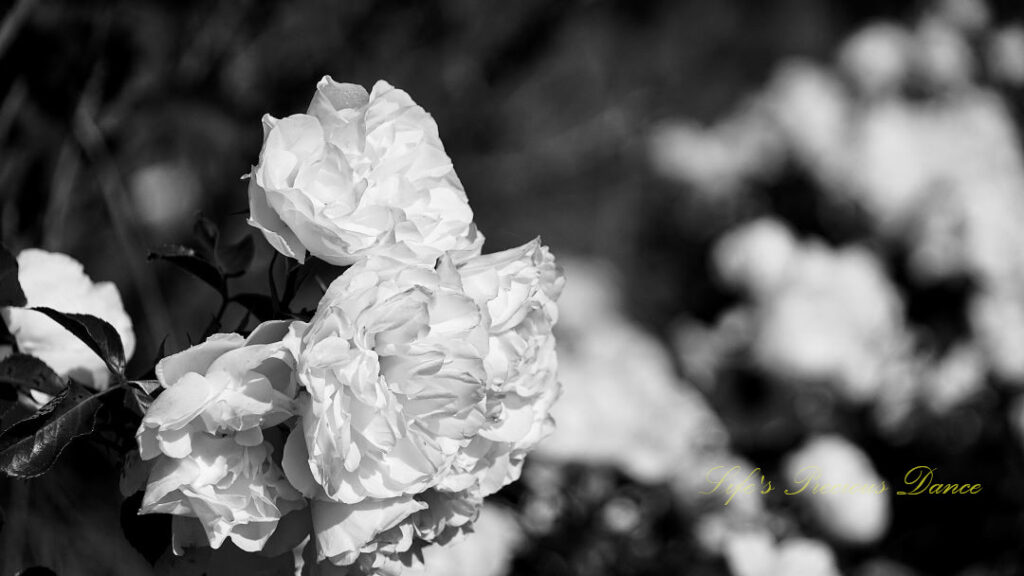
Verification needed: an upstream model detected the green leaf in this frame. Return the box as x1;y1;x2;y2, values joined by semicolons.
0;354;66;397
0;381;104;478
148;245;226;296
32;308;126;377
0;243;26;307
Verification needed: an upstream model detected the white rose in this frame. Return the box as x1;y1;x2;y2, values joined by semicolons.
2;248;136;389
247;76;483;266
283;241;563;572
137;321;303;460
446;239;564;496
137;321;306;552
285;255;489;506
141;435;304;553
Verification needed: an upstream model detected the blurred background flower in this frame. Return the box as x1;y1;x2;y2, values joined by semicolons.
2;0;1024;574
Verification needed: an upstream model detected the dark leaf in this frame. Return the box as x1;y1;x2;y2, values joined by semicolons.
125;379;160;416
119;449;150;497
121;490;171;565
0;318;15;347
130;379;161;395
295;307;316;322
0;401;34;433
32;308;126;377
138;336;171;380
0;381;104;478
125;388;153;416
0;243;26;307
148;245;225;296
0;354;66;396
232;293;276;321
202;316;222;339
193;213;220;262
232;310;252;333
219;233;255;277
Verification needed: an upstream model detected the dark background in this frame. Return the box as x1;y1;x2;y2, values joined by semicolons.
3;1;1024;575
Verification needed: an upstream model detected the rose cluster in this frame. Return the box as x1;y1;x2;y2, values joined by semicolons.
135;77;563;573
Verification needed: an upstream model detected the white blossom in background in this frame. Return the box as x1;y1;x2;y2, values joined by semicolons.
1008;395;1024;454
934;0;991;32
247;76;484;267
673;309;753;393
724;531;842;576
920;343;986;414
772;538;844;576
647;106;782;197
761;62;850;177
713;217;797;296
654;3;1024;392
873;343;987;433
838;22;914;97
970;288;1024;384
2;248;136;390
650;3;1024;294
130;162;203;234
914;16;976;89
751;243;906;403
782;435;890;545
537;258;734;488
723;530;775;576
988;25;1024;86
713;220;909;404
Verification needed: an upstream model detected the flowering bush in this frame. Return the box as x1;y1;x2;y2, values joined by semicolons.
0;78;561;575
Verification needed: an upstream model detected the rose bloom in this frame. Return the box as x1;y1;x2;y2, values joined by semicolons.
283;240;562;571
445;239;564;496
286;253;490;505
2;248;136;389
141;436;304;553
137;321;306;552
247;76;483;267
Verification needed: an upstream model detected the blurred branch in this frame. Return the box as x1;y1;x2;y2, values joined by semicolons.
0;0;37;60
43;140;79;251
71;71;176;350
0;80;26;146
